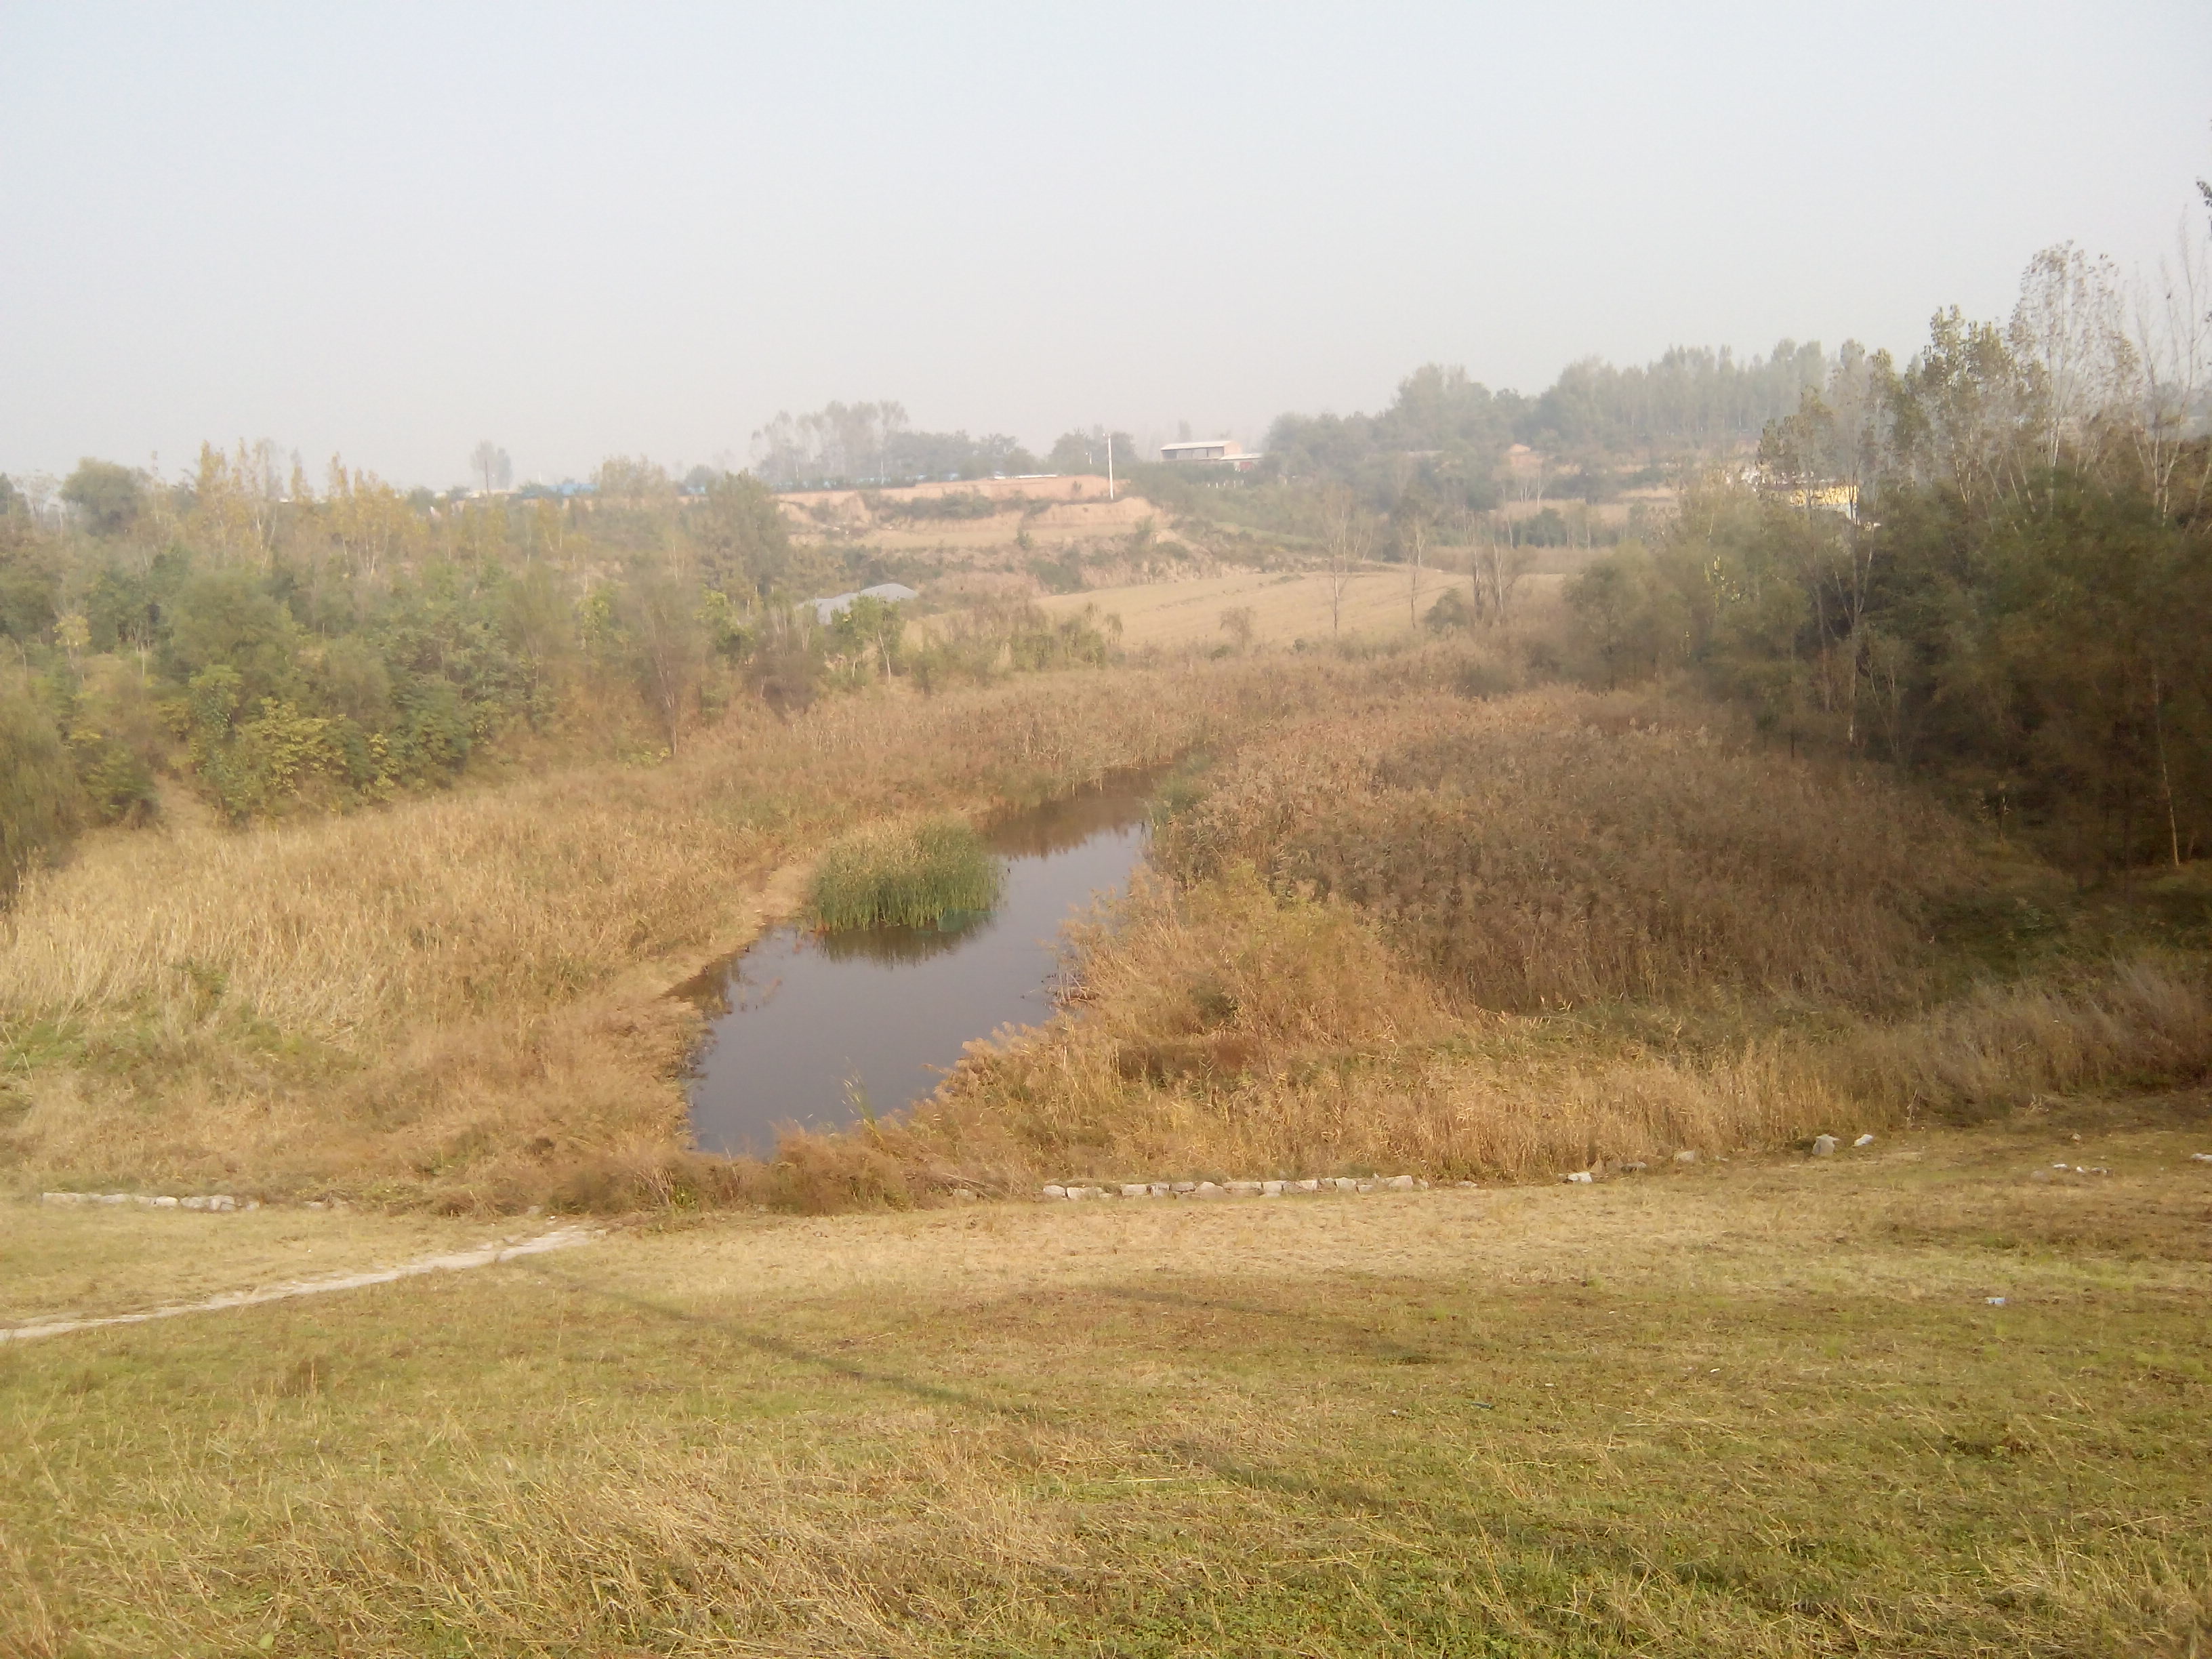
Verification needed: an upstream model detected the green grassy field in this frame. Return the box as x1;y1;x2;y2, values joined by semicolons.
7;1097;2207;1656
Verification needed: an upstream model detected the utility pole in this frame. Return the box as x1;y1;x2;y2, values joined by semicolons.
1107;432;1115;501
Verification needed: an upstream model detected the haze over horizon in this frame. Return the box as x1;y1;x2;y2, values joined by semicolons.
4;1;2208;489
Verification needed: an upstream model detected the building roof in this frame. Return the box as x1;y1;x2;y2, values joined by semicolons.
806;581;919;624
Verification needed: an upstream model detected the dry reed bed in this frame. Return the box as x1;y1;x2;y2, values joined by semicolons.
8;655;2205;1208
0;650;1484;1200
1159;690;1973;1009
895;876;2211;1192
0;675;1197;1039
869;687;2212;1194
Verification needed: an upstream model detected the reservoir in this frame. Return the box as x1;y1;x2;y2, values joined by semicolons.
684;775;1154;1155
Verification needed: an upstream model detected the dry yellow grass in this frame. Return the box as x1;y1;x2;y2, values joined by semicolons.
1161;685;1973;1009
0;651;1480;1205
4;1103;2207;1655
781;477;1166;555
1038;567;1448;648
899;868;2212;1189
0;669;1229;1202
8;638;2205;1218
852;683;2212;1193
0;1200;503;1326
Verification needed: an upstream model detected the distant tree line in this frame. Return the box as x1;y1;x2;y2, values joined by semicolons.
750;401;1051;487
0;446;1116;898
1565;228;2212;877
1263;342;1833;501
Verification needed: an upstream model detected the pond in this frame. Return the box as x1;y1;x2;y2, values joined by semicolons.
682;775;1155;1156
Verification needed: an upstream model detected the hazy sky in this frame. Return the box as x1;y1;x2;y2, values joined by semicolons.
3;2;2208;487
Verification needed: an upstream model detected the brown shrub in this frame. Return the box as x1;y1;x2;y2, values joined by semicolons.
907;869;2211;1186
1160;687;1974;1011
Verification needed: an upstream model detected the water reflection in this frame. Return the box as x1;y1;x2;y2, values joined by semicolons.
684;775;1155;1156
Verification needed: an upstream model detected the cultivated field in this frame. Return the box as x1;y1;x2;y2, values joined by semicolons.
6;1099;2207;1655
1038;567;1528;649
780;475;1169;556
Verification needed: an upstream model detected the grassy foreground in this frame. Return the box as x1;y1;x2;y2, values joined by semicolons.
5;1097;2209;1656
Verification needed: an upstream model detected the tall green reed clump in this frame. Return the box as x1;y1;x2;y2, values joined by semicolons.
808;816;1002;930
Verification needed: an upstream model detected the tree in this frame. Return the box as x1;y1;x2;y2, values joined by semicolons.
1048;427;1137;477
165;568;298;707
830;594;905;682
1465;516;1530;626
620;567;708;752
470;441;514;495
60;459;144;537
1393;487;1433;628
691;470;799;599
1218;606;1256;652
1317;485;1373;634
2008;243;2133;477
0;675;80;902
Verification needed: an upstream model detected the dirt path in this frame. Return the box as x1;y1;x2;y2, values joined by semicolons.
0;1225;600;1345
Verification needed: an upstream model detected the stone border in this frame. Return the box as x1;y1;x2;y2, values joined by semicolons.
1042;1175;1430;1200
41;1191;258;1212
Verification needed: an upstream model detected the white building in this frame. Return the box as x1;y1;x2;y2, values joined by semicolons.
1160;439;1260;471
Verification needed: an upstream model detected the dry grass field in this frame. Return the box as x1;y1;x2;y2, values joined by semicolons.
1;651;1516;1208
5;1098;2207;1655
1038;568;1517;649
0;665;1256;1206
6;626;2210;1655
0;1201;505;1328
8;640;2207;1222
779;476;1168;556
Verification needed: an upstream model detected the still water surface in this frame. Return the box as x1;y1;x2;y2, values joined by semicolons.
684;778;1153;1155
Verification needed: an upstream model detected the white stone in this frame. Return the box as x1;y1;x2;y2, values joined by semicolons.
1171;1181;1197;1194
1261;1180;1285;1196
1811;1134;1839;1157
1454;1180;1479;1189
1675;1149;1700;1164
1149;1183;1173;1197
1040;1185;1068;1200
1619;1162;1648;1174
1293;1179;1319;1193
152;1195;179;1208
1383;1174;1416;1191
1225;1181;1262;1196
1563;1171;1594;1184
1193;1182;1224;1199
1122;1184;1150;1198
1355;1180;1377;1193
2192;1153;2212;1164
97;1193;131;1206
40;1192;85;1205
1853;1133;1875;1147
